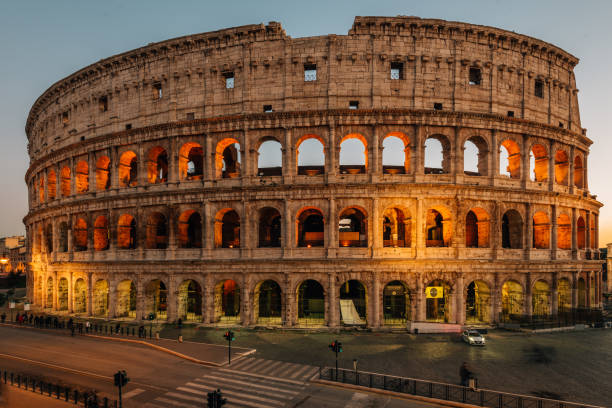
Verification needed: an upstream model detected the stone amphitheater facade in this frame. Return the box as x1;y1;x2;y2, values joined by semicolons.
24;17;604;328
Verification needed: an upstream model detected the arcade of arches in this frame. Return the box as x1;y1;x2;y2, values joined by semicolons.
34;271;601;327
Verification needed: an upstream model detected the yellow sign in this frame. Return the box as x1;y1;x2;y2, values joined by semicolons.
426;286;444;298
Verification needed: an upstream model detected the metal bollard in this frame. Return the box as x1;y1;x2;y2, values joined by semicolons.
56;384;60;399
65;387;70;401
104;397;109;408
17;374;20;388
74;390;79;403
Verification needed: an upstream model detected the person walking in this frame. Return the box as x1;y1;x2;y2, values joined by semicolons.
85;320;91;334
1;312;6;323
460;362;471;387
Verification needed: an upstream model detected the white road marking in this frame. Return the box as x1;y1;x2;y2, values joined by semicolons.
198;374;299;395
154;396;199;407
122;388;146;399
180;383;285;406
344;392;372;408
217;366;306;385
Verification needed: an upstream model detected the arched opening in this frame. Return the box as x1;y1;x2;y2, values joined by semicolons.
339;280;366;325
557;213;571;250
296;135;325;176
297;208;324;247
383;281;410;326
501;210;523;249
339;207;367;247
254;280;282;324
48;169;57;200
533;211;550;249
73;278;87;314
257;139;282;176
466;281;490;323
501;280;523;321
118;151;138;187
529;144;548;182
577;278;586;307
339;134;367;174
46;277;54;308
554;150;569;185
179;142;203;181
44;224;53;253
93;280;109;317
215;209;240;248
178;280;202;321
464;136;488;176
38;178;45;203
58;277;69;311
532;280;551;318
557;278;572;313
214;280;240;323
382;133;409;174
116;280;136;318
96;156;111;190
75;161;89;193
425;280;452;322
74;218;88;251
258;207;281;247
465;208;490;248
382;208;410;247
58;222;68;252
178;210;202;248
573;155;584;189
60;166;71;196
424;136;450;174
147;146;168;184
426;208;451;247
577;216;586;249
499;139;520;179
145;212;168;249
145;280;168;320
117;214;136;249
216;138;241;179
94;216;109;251
297;279;325;326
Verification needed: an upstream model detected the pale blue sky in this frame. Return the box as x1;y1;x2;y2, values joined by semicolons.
1;0;610;243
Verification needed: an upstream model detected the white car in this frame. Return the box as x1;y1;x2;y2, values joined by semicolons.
462;330;486;346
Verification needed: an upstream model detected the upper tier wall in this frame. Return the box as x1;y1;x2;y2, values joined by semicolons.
26;16;583;160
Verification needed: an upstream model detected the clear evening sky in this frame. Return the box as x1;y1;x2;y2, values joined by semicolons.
1;0;610;244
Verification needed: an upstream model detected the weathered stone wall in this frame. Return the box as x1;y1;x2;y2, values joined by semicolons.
24;17;604;327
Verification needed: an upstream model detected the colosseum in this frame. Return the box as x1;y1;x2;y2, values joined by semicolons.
24;16;604;330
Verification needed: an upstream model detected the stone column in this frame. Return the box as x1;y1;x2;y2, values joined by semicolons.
108;284;117;318
283;127;294;183
204;274;214;324
413;125;423;175
328;274;339;327
241;274;252;326
370;125;380;180
524;203;532;259
571;207;577;260
110;147;119;189
452;126;461;182
371;198;381;253
203;201;213;253
327;197;337;254
87;273;93;316
205;134;214;182
583;153;589;191
283;275;295;326
169;136;179;184
68;271;74;313
137;143;146;186
586;273;591;308
416;277;426;321
551;204;558;260
415;198;424;258
551;273;559;317
167;205;177;251
455;275;465;325
521;134;530;188
283;199;293;257
241;130;251;184
490;129;498;183
88;152;96;193
167;276;177;322
136;278;146;320
525;274;532;318
70;156;76;196
548;139;555;191
569;145;575;194
326;123;337;179
371;277;380;328
571;273;578;309
585;211;592;252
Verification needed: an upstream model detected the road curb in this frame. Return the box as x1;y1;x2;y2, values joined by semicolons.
312;378;478;408
0;323;223;367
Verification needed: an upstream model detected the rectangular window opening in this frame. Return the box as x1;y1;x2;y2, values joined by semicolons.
433;102;443;111
99;96;108;112
304;64;317;82
62;111;69;124
535;79;544;98
186;112;195;121
153;82;162;99
125;124;132;130
507;110;515;117
390;62;404;80
469;67;482;85
263;105;273;113
224;72;235;89
559;122;564;128
349;101;359;110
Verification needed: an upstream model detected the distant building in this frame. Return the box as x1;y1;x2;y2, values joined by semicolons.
0;235;27;277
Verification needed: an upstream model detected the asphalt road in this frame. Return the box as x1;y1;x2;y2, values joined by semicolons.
0;326;443;407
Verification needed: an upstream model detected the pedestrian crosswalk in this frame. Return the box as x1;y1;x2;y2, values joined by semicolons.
144;359;317;408
228;357;319;381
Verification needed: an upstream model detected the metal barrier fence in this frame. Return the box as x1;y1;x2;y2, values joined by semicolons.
0;369;116;407
319;367;602;408
499;308;605;329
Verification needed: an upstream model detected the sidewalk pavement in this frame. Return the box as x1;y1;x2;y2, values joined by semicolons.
0;383;72;408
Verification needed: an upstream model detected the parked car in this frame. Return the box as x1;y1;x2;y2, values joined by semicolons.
462;330;486;346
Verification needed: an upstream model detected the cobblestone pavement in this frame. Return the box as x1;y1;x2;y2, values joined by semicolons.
160;326;612;407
